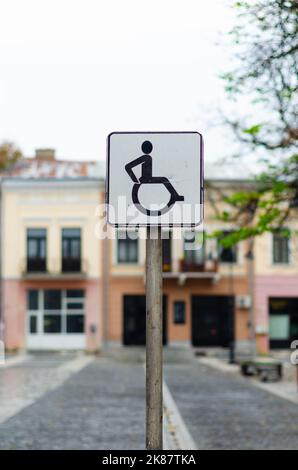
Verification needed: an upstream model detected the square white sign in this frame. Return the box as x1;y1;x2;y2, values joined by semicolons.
106;132;203;227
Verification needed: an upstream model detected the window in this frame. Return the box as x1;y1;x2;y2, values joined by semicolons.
66;289;84;298
273;231;289;264
62;228;81;272
65;289;85;333
67;315;84;333
44;290;61;310
29;316;37;334
117;231;138;263
174;301;186;324
27;289;85;335
269;315;290;340
44;315;61;333
27;228;47;272
184;232;205;265
218;231;237;263
269;297;298;348
27;290;39;334
28;290;38;310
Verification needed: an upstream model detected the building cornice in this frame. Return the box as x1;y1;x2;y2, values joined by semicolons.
1;178;104;191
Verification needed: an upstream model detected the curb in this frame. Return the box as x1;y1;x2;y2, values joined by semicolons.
163;381;197;450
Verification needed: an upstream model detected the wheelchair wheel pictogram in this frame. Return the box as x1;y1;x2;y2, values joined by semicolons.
125;141;184;216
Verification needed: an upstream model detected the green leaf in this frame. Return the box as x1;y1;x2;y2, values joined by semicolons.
243;124;262;135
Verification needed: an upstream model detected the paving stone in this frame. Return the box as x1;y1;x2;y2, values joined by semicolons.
0;358;145;450
165;359;298;450
1;350;298;450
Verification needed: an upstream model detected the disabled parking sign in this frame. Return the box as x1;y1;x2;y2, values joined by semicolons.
106;131;203;227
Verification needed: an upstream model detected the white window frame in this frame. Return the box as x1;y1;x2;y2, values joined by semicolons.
114;229;140;265
27;289;85;335
271;231;291;266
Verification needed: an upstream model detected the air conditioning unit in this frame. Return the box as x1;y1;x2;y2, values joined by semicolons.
236;295;252;309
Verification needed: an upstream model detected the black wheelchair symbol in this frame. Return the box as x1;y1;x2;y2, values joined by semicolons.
125;140;184;216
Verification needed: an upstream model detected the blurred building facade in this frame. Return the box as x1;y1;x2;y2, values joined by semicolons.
105;201;251;354
1;151;297;354
254;228;298;353
1;150;104;351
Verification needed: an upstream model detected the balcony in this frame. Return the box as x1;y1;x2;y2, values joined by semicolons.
21;258;88;279
163;257;219;285
26;258;47;273
62;257;81;273
179;258;218;273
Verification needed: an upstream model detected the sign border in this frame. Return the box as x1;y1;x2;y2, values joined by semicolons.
106;131;204;228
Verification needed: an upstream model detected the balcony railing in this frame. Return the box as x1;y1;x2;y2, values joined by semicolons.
179;258;218;273
62;257;81;273
21;258;88;277
26;258;47;273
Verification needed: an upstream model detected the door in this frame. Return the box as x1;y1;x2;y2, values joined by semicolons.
191;295;234;347
27;289;86;350
123;295;167;345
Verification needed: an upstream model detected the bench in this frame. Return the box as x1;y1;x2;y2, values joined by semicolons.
240;359;282;382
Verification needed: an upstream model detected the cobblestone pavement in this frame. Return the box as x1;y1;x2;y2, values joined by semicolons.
0;353;92;425
1;350;298;450
0;354;145;450
165;357;298;450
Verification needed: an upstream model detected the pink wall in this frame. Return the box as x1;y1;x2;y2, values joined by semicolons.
85;280;102;351
3;280;26;350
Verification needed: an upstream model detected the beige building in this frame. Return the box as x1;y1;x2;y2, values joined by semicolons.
2;150;104;351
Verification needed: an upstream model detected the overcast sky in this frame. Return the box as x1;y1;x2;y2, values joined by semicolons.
0;0;236;162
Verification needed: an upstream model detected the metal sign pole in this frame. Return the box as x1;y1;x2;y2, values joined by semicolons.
146;225;163;450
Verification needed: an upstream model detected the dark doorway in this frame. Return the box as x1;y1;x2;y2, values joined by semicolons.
269;297;298;349
123;295;167;346
191;295;234;347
